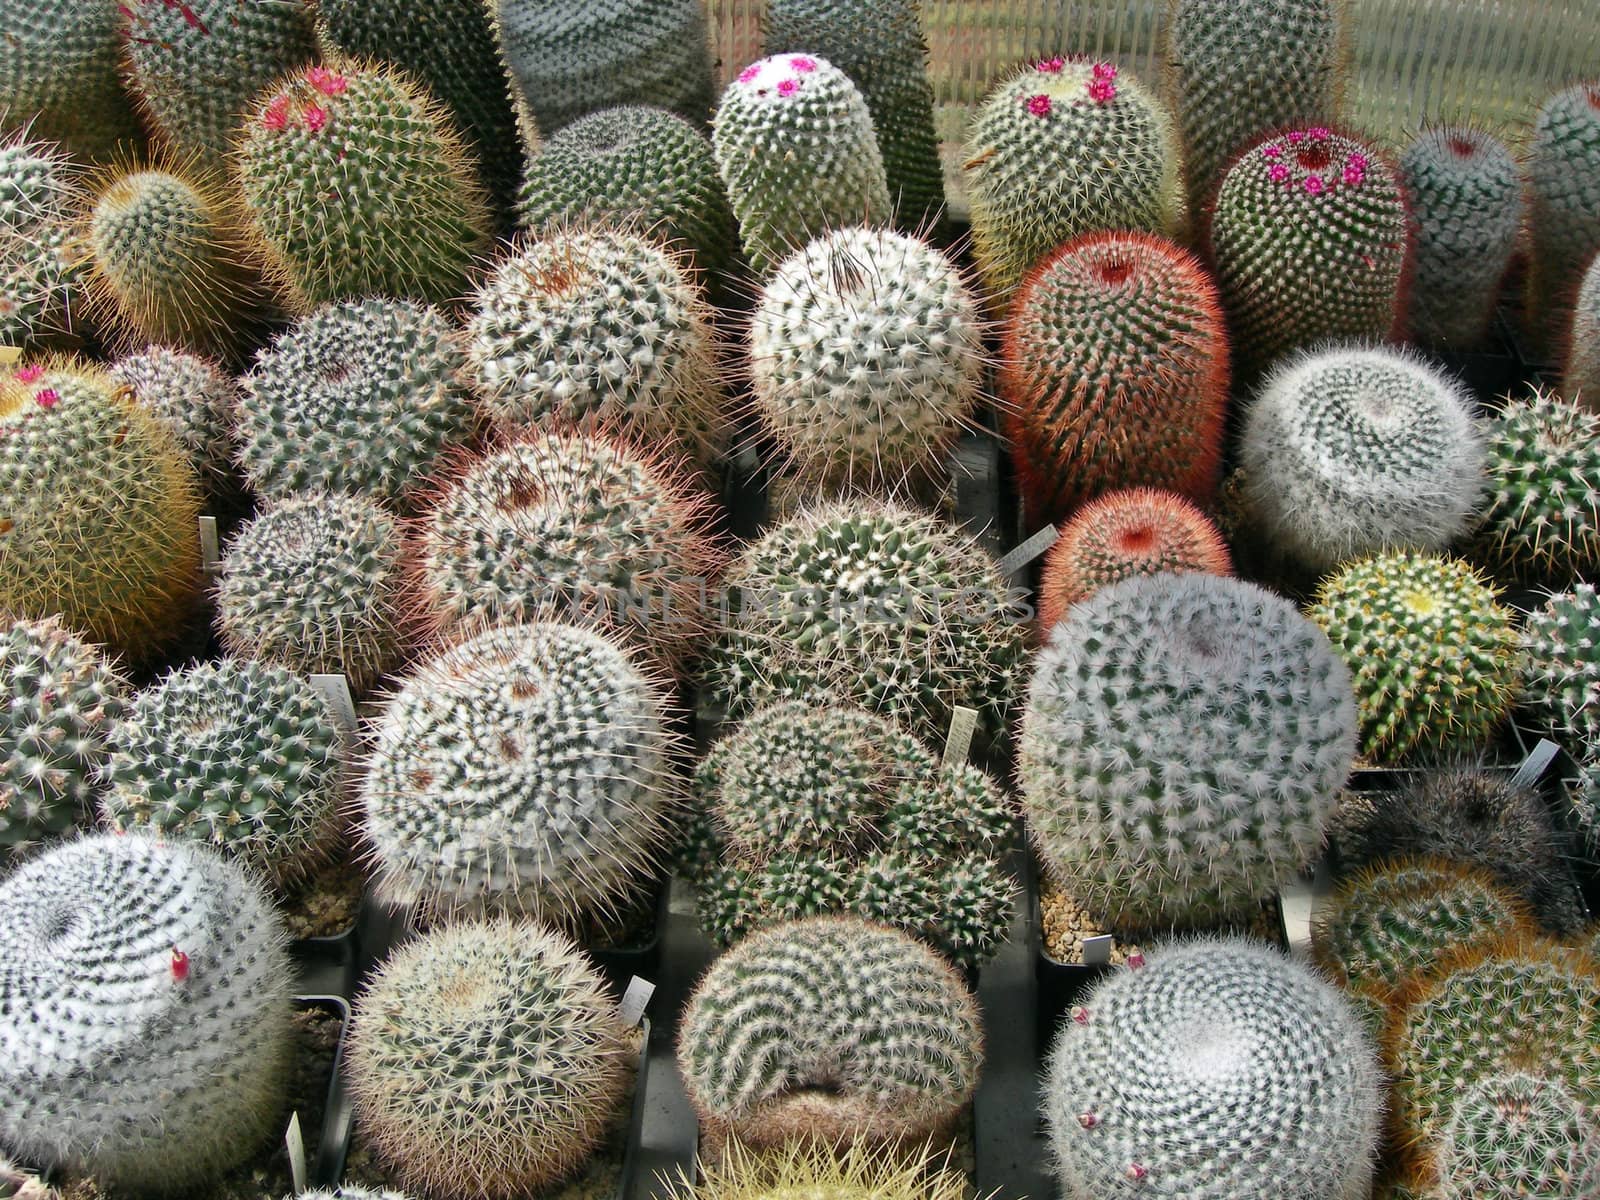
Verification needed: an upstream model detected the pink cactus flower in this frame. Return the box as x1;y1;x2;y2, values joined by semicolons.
1268;163;1290;183
1342;162;1365;186
1308;126;1330;140
1092;61;1118;79
1087;78;1116;103
1261;144;1281;159
776;78;798;97
34;388;59;409
303;104;328;133
1126;952;1146;970
1287;129;1306;144
738;64;760;84
1126;1164;1149;1183
1303;174;1325;195
789;55;816;72
170;947;190;982
1071;1005;1091;1025
306;66;348;96
1027;93;1053;117
261;93;291;131
1036;56;1065;73
1078;1112;1100;1129
13;365;42;384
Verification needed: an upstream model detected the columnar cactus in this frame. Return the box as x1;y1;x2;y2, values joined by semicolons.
236;60;491;309
1044;938;1382;1200
101;660;346;885
1037;489;1232;633
1020;573;1357;930
763;0;943;232
0;2;142;162
346;919;631;1200
1522;584;1600;749
999;230;1229;525
517;105;736;278
712;53;891;279
468;226;725;463
1308;551;1521;763
674;1135;967;1200
108;345;239;494
217;493;411;695
1400;126;1524;347
750;225;985;495
0;833;294;1191
78;162;263;355
0;616;129;860
1165;0;1347;217
1312;858;1531;994
964;56;1184;307
413;429;724;666
237;296;478;508
0;130;81;349
1208;126;1411;376
1565;251;1600;406
118;0;317;171
1471;386;1600;582
706;500;1026;745
1239;344;1485;574
1527;83;1600;349
491;0;716;134
677;916;982;1148
359;622;676;926
0;358;201;660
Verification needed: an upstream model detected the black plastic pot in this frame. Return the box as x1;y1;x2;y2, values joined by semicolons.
1421;309;1528;409
293;993;355;1190
593;882;671;999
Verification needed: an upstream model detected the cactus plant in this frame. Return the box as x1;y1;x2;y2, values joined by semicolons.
0;832;294;1191
1527;83;1600;350
677;915;982;1148
294;1192;408;1200
1313;858;1531;995
108;345;239;495
517;104;736;278
216;493;411;695
316;0;523;221
77;160;264;355
1165;0;1347;218
0;357;201;660
1400;125;1524;347
1471;385;1600;582
1037;488;1232;633
671;1134;967;1200
0;615;130;860
1308;551;1521;763
1564;251;1600;407
0;2;142;162
0;129;82;349
491;0;716;135
999;230;1229;526
1239;344;1485;574
1522;584;1600;748
1208;126;1411;377
118;0;317;172
468;226;725;463
236;296;478;509
236;59;491;309
712;53;891;279
964;57;1183;308
705;499;1026;745
346;918;631;1200
0;1158;55;1200
101;659;346;885
750;225;985;495
413;428;724;666
762;0;943;232
1020;572;1357;931
359;621;676;926
1044;937;1382;1200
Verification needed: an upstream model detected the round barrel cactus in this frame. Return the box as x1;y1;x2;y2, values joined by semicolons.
0;1;142;162
679;1137;967;1200
1522;583;1600;749
108;345;240;495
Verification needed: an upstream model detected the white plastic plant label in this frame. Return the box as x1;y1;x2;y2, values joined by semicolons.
942;705;979;768
1082;935;1114;966
1511;738;1561;790
619;975;655;1027
997;524;1059;580
285;1112;306;1195
310;674;358;735
198;516;220;574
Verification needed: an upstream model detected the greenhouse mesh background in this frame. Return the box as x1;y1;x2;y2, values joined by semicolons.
707;0;1600;215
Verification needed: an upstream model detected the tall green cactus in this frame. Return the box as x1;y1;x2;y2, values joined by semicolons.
1565;250;1600;407
1528;82;1600;352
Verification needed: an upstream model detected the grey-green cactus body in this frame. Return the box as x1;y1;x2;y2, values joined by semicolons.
109;346;240;494
1420;1072;1600;1200
1566;252;1600;406
1528;83;1600;346
0;1;141;161
0;131;81;349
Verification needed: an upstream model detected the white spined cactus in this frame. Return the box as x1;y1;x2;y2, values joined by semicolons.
0;832;294;1191
1043;938;1382;1200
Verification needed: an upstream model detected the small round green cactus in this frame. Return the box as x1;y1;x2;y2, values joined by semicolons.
763;0;943;233
1308;551;1521;764
346;918;632;1200
712;53;891;279
491;0;716;135
677;915;982;1148
0;358;201;661
468;226;725;463
1528;83;1600;349
413;428;724;666
1020;572;1357;931
517;104;736;278
217;493;411;696
0;129;82;349
1208;126;1411;376
1313;858;1531;995
1564;251;1600;406
750;225;985;495
108;345;240;495
0;2;142;162
1400;126;1525;347
236;296;478;509
1037;488;1232;633
0;615;129;860
1471;386;1600;583
1045;938;1382;1200
999;230;1230;526
706;500;1026;745
119;0;317;172
359;621;676;926
236;59;492;309
101;659;346;885
1240;344;1485;574
964;56;1183;307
